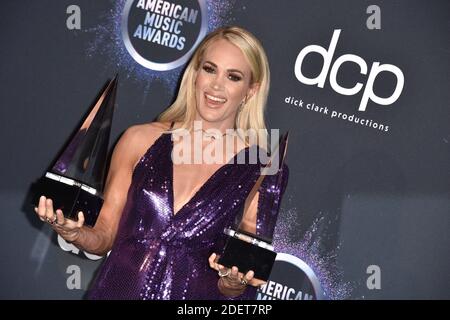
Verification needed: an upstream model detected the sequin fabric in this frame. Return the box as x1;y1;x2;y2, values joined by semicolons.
87;129;289;300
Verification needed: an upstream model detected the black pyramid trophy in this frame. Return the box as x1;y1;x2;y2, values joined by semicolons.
218;132;289;281
33;76;118;227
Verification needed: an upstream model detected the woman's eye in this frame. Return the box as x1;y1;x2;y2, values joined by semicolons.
202;65;215;73
228;74;242;82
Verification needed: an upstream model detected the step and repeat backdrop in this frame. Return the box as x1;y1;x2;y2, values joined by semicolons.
0;0;449;299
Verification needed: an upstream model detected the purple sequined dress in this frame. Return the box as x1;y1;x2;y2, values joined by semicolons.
88;127;289;300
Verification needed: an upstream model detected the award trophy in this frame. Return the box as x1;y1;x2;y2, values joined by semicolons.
33;76;118;227
218;132;289;281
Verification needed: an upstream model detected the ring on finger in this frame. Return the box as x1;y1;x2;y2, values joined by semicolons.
218;267;231;278
53;215;61;226
46;215;57;225
240;277;248;286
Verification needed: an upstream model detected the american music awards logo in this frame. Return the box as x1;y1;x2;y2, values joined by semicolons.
121;0;208;71
257;253;325;300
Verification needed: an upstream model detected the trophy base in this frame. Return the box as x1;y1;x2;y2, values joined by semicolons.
218;229;276;281
32;172;103;227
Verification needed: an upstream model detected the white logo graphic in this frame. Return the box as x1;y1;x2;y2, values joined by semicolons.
121;0;208;71
294;29;404;112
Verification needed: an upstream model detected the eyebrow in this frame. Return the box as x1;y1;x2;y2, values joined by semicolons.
204;61;245;77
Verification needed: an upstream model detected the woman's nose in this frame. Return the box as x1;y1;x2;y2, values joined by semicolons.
210;75;224;90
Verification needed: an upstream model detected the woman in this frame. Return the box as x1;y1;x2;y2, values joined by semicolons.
35;26;289;299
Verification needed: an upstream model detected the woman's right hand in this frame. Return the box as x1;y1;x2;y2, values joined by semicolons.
34;195;85;243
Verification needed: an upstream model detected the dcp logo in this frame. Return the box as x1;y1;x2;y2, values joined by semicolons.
295;29;404;112
121;0;208;71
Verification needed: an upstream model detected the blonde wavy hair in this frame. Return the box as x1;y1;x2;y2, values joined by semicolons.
157;26;270;149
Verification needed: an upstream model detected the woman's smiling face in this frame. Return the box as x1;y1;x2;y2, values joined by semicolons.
194;38;257;128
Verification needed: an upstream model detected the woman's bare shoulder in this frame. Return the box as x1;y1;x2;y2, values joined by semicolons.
115;121;172;159
123;121;171;142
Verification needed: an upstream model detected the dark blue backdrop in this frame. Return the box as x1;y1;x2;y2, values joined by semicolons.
0;0;448;299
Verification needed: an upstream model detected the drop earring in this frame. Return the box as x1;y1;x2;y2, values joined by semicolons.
238;101;244;113
238;96;248;112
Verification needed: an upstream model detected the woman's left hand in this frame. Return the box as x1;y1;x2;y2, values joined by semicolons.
208;253;266;297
